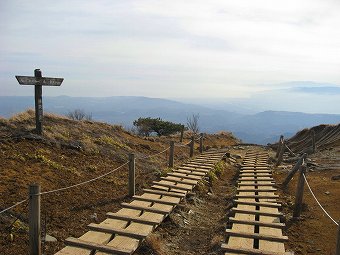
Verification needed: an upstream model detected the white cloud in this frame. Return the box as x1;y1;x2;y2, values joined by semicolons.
1;0;340;99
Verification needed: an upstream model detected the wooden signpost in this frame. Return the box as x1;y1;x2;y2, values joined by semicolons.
15;69;64;135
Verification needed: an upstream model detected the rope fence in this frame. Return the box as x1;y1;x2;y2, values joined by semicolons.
0;199;28;215
137;146;170;160
303;173;339;226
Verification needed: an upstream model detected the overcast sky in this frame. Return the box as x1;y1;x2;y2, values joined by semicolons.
1;0;340;98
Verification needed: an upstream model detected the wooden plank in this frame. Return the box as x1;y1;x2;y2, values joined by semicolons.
235;194;279;199
237;188;277;192
225;230;288;242
120;203;171;214
221;243;287;255
229;217;284;229
179;167;209;173
238;178;274;181
132;195;180;206
64;237;133;255
173;169;206;176
160;177;197;185
142;189;186;198
167;173;202;180
152;181;193;191
238;183;275;187
233;200;281;208
106;213;161;225
87;223;148;239
231;208;283;217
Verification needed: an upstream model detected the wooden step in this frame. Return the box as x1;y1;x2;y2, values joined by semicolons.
167;173;202;181
152;181;193;191
238;183;275;187
238;178;274;181
64;237;133;255
132;195;179;206
142;188;186;198
173;169;205;176
225;229;288;242
233;200;281;208
88;223;148;239
121;203;171;214
179;167;209;173
235;194;279;199
228;217;285;228
106;212;162;225
237;188;277;192
160;177;197;185
231;208;283;217
221;243;287;255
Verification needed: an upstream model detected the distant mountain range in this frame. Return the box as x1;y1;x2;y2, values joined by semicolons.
1;95;340;144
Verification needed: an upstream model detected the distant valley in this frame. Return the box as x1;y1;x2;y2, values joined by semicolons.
1;96;340;144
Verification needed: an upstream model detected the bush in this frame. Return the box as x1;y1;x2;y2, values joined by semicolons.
66;109;92;121
133;117;182;137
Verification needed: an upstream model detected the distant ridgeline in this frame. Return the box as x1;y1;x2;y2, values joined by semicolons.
1;96;340;145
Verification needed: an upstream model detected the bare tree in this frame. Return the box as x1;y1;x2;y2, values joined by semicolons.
67;109;92;121
187;113;200;135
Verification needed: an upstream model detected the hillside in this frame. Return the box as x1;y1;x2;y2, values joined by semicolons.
0;110;238;255
1;96;340;144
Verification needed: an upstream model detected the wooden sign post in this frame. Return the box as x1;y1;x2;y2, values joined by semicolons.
15;69;64;135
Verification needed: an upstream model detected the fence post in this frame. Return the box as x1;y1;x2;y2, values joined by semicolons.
282;153;307;187
128;153;135;197
180;125;184;142
336;221;340;255
293;165;306;218
199;133;204;153
169;141;175;168
29;184;41;255
190;136;194;157
276;140;285;166
275;135;284;158
311;130;316;153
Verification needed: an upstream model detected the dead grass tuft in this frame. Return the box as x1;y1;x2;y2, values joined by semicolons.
144;234;167;255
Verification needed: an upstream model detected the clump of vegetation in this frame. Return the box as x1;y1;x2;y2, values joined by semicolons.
66;109;92;121
133;117;183;137
207;161;226;185
98;135;130;150
187;113;200;135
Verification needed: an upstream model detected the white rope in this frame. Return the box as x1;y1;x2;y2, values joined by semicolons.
175;140;192;147
303;173;339;226
137;146;170;160
285;144;297;157
0;199;28;215
40;162;129;195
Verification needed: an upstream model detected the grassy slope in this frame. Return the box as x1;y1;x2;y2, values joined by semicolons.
0;110;238;255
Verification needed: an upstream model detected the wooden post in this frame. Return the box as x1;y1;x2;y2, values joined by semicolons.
128;153;135;197
168;141;175;168
282;153;307;187
311;130;316;153
29;184;41;255
276;140;285;166
199;133;204;153
275;135;284;158
293;165;306;218
34;69;43;135
190;136;194;158
336;221;340;255
180;125;184;142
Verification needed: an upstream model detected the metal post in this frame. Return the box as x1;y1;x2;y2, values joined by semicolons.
29;184;41;255
169;141;175;168
190;136;194;157
311;130;316;153
293;165;306;218
180;125;184;143
128;153;135;197
336;221;340;255
199;133;204;153
34;69;43;135
275;135;284;158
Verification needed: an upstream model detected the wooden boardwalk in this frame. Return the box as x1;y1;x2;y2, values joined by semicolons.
221;151;289;255
55;150;227;255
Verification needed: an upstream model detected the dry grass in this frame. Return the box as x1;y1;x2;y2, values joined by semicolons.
144;234;167;255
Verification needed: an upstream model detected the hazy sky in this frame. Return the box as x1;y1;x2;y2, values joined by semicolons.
1;0;340;98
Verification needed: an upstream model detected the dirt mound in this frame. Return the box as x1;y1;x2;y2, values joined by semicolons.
270;123;340;154
0;110;238;255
